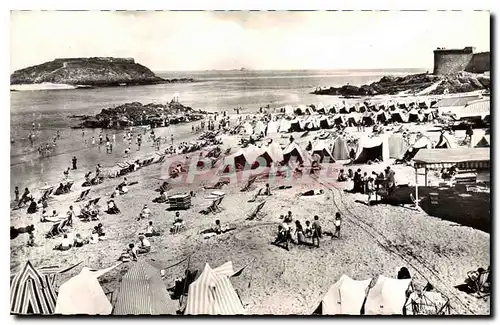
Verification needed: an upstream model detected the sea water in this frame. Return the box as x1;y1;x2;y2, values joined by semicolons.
10;69;422;194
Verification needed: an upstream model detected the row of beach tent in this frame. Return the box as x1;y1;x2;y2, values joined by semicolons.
10;260;448;315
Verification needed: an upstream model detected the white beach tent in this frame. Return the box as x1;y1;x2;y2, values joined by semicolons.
312;139;335;163
317;275;372;315
284;105;294;116
364;275;412;315
55;264;120;315
266;121;279;134
243;122;253;135
184;262;245;315
278;119;291;133
254;121;266;135
283;141;312;165
353;136;390;164
332;136;350;160
388;133;409;159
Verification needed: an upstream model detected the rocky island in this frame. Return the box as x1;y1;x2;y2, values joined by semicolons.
312;72;490;97
73;101;207;129
10;57;194;87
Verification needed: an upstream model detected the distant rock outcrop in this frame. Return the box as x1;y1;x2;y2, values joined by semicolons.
312;72;490;97
74;101;207;129
10;57;194;86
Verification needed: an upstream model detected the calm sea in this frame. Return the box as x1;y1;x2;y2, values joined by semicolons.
10;69;423;194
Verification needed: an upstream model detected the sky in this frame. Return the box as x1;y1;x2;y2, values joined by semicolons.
10;10;490;72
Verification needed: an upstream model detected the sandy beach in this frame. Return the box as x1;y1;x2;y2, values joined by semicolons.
10;112;490;315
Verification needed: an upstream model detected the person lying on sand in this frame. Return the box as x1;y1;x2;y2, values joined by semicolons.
300;189;324;197
54;234;73;251
119;184;129;195
106;200;120;214
145;221;161;237
153;191;168;203
136;235;151;254
276;185;293;190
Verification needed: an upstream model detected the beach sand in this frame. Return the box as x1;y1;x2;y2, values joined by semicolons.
10;122;490;315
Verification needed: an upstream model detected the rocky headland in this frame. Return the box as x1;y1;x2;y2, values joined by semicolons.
10;57;194;87
73;101;207;129
312;72;490;97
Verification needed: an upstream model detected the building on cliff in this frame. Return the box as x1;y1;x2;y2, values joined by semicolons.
433;47;490;75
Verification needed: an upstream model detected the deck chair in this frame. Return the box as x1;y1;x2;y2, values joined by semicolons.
88;197;101;206
199;197;221;215
75;189;91;202
240;176;257;192
224;148;231;155
64;182;74;193
248;189;262;202
57;218;69;235
246;201;266;220
213;196;224;213
156;155;166;164
45;221;62;238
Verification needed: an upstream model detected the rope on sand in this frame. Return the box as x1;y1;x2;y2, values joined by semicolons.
310;175;476;315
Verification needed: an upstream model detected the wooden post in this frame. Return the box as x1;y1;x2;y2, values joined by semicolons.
424;166;428;186
415;166;419;208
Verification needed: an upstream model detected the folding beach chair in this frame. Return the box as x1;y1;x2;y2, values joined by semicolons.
45;221;62;238
64;181;74;193
240;176;257;192
88;197;101;206
199;198;219;215
57;218;69;235
246;201;266;220
213;196;224;213
75;189;91;202
156;155;166;164
248;189;262;202
224;148;232;155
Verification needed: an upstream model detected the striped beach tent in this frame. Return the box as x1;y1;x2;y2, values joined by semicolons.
10;261;58;315
55;264;120;315
184;261;245;315
113;261;170;315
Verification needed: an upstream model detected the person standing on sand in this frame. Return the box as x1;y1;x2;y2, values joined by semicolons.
82;130;85;138
171;134;174;145
91;136;95;146
385;166;396;197
14;186;19;202
333;212;342;239
112;133;116;142
311;215;322;247
72;156;77;170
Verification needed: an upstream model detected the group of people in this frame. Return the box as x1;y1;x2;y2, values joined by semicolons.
54;223;106;251
272;212;343;250
340;166;396;203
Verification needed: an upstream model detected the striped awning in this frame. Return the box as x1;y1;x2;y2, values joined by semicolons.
113;261;170;315
184;261;246;315
413;148;490;169
10;261;58;315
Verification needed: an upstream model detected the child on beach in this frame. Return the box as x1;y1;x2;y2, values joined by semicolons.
333;213;342;239
311;216;321;247
14;186;19;202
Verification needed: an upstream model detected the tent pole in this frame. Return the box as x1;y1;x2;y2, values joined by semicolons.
415;167;419;208
424;166;428;186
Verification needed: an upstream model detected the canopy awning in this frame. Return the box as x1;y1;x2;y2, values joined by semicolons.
413;148;490;169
